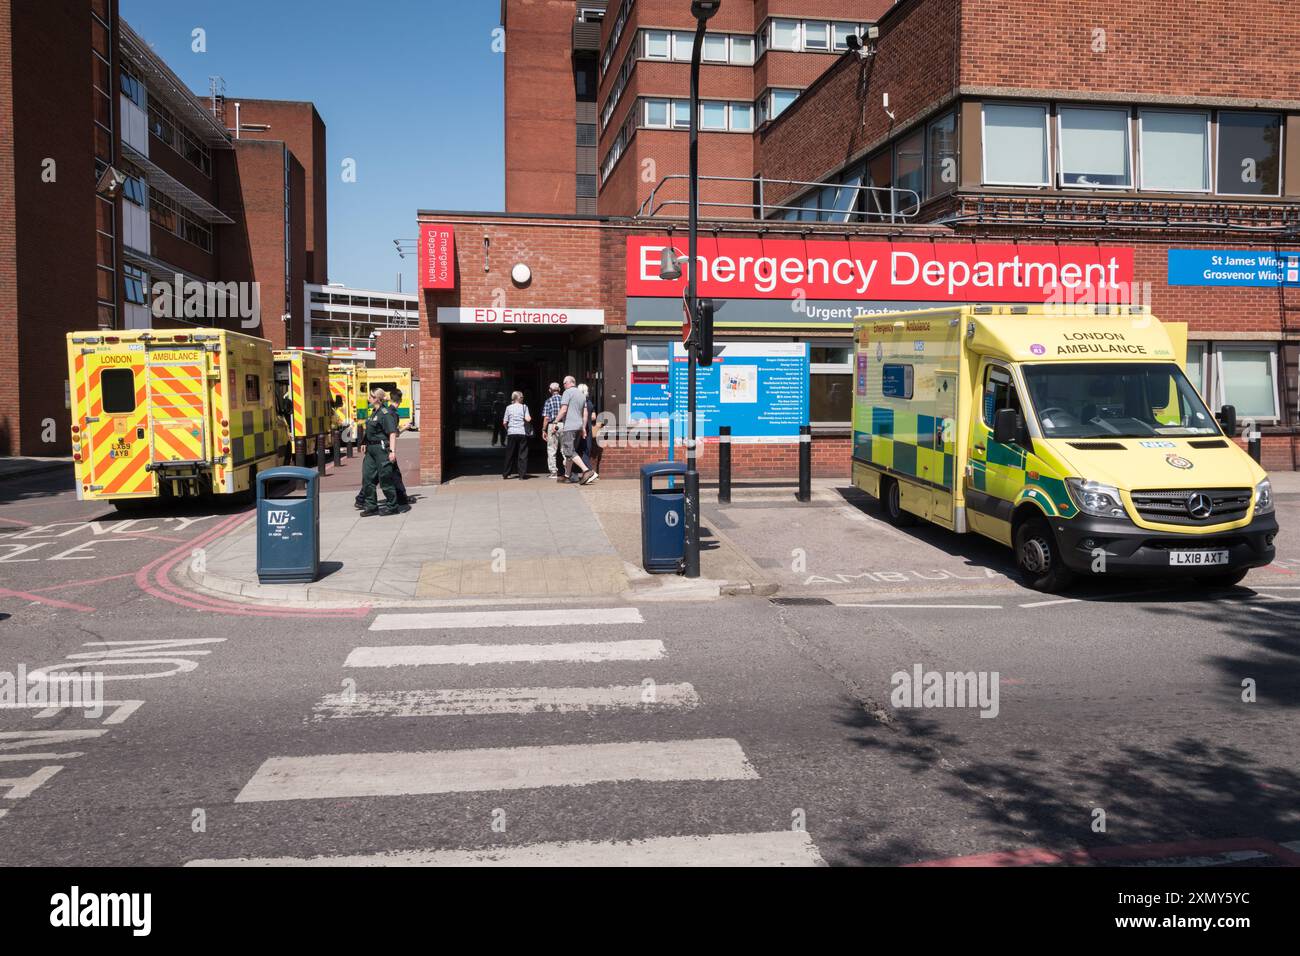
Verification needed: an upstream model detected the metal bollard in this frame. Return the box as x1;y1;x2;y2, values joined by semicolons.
1248;429;1262;463
797;425;811;502
317;435;326;477
718;426;732;504
295;439;306;468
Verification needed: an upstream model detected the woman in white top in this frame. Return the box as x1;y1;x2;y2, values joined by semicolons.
502;391;532;479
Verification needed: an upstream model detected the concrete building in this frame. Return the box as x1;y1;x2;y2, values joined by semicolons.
413;0;1300;484
0;0;326;456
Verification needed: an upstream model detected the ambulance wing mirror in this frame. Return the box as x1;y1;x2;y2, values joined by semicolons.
1216;404;1237;437
993;408;1019;446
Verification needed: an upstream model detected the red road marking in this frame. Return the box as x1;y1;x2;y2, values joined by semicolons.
134;511;369;619
31;572;136;593
908;837;1300;867
0;587;95;613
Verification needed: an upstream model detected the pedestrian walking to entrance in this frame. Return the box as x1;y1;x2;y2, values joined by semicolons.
502;391;532;479
541;381;563;477
388;388;411;506
556;375;597;485
490;392;507;446
359;388;401;516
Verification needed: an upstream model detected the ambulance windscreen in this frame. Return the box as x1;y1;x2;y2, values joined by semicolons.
1022;362;1219;439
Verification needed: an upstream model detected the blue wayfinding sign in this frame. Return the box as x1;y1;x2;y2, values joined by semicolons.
670;342;810;442
1168;249;1300;287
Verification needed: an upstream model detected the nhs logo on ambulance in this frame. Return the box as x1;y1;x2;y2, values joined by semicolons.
265;510;291;528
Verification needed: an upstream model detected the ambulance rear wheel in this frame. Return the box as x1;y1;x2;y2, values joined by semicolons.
881;477;916;527
1014;516;1074;593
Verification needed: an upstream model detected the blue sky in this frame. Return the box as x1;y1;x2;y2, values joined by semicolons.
121;0;505;293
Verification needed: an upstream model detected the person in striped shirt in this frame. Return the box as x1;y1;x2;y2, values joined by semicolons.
541;382;563;478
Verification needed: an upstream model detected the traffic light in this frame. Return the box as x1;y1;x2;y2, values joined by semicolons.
695;297;715;366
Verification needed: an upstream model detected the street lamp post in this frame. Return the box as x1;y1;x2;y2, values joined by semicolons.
682;0;720;579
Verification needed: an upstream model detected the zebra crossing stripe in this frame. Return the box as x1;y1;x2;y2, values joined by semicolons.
345;640;665;667
186;830;826;867
368;607;645;632
313;683;700;718
234;737;757;803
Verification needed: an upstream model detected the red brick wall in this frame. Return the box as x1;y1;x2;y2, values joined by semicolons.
0;0;102;455
374;327;420;370
598;433;850;478
235;99;328;283
504;0;578;214
960;0;1300;99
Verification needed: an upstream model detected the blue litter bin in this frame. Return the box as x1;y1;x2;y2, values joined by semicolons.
640;461;686;573
256;466;320;584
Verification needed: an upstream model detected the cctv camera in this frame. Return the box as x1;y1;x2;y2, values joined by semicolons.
95;165;128;199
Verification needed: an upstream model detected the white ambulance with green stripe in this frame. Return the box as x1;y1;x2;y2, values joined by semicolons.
852;305;1277;592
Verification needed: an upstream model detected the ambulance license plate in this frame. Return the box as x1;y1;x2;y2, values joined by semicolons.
1169;550;1229;566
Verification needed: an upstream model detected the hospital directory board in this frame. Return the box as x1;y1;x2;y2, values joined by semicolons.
669;342;810;443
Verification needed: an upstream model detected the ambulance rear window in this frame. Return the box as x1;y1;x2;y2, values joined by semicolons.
102;369;136;414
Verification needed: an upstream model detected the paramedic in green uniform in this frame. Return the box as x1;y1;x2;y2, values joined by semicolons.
360;387;400;516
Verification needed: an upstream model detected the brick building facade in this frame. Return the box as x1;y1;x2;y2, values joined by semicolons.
0;0;326;456
413;0;1298;484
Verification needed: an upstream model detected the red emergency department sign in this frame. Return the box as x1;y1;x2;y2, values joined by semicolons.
420;223;456;290
627;237;1135;302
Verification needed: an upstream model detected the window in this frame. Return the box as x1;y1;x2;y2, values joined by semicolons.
245;374;261;403
1185;342;1207;397
882;364;915;400
1023;363;1218;438
894;129;925;213
101;369;137;414
575;61;596;101
700;101;728;131
982;103;1049;186
123;265;147;305
771;19;800;52
1139;110;1210;192
120;68;144;107
802;21;829;50
1216;112;1282;196
730;35;754;64
833;23;862;51
1057;106;1131;188
927;112;959;197
862;150;894;221
981;366;1020;428
671;31;695;61
702;34;728;62
1214;345;1279;419
644;30;670;59
644;98;670;128
730;102;753;132
770;88;798;120
122;176;146;206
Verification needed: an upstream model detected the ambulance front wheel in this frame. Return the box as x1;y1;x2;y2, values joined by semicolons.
1014;515;1075;593
881;477;916;527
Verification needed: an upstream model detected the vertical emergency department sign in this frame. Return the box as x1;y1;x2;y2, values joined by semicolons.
419;224;456;290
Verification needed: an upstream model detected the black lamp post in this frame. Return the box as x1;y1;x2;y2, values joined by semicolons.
682;0;720;579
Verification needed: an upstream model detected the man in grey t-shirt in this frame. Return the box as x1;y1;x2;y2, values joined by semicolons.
555;375;596;484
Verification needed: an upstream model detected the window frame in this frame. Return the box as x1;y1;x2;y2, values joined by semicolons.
1055;104;1133;190
699;100;728;131
1215;110;1284;198
729;101;754;132
643;29;670;60
123;265;148;306
981;101;1051;188
1210;342;1281;422
701;33;729;63
729;34;754;65
801;21;830;51
770;18;801;53
643;97;671;128
1137;108;1211;193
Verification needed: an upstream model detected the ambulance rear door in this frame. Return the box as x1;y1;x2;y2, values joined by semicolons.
77;346;157;497
146;344;210;466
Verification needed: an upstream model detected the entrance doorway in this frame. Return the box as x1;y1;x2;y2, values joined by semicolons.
445;330;574;477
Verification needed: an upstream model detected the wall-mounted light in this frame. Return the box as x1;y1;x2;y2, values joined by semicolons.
511;262;532;285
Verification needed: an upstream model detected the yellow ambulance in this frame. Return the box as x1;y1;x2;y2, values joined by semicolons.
852;304;1277;592
273;348;331;463
67;328;288;509
357;367;415;430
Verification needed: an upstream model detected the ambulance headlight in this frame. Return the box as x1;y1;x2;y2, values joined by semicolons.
1065;478;1128;519
1254;478;1274;516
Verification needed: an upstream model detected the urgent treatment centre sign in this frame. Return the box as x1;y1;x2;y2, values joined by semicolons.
626;237;1136;327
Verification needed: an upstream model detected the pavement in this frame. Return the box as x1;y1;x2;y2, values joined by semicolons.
189;434;777;606
0;456;71;482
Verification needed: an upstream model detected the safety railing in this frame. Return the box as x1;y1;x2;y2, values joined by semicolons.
636;174;922;223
